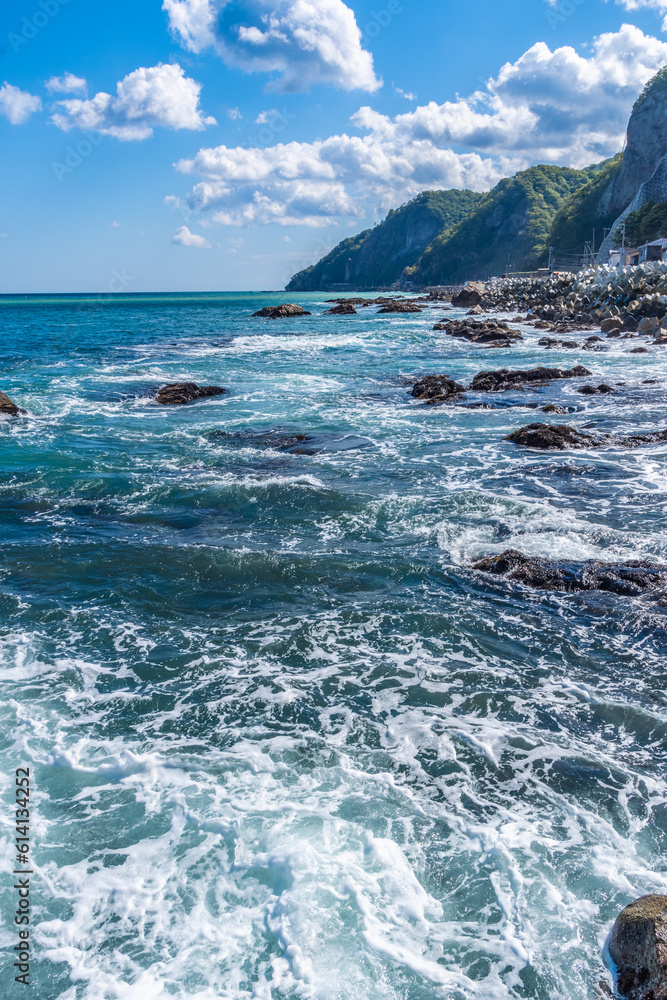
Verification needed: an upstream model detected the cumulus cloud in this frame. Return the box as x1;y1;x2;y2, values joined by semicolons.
613;0;667;30
51;63;216;140
172;24;667;227
46;73;87;95
163;0;381;93
172;225;213;247
0;83;42;124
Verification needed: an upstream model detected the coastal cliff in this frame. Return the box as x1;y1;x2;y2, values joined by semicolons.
288;66;667;290
286;189;481;291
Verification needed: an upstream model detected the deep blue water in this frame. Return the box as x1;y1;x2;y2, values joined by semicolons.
1;292;667;1000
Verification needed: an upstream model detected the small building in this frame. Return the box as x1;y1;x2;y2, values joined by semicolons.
625;248;640;267
638;237;667;263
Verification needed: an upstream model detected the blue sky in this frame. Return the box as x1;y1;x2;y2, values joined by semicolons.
1;0;667;292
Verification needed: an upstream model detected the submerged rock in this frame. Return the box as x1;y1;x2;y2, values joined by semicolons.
506;423;602;450
470;365;591;392
609;896;667;1000
155;383;226;406
324;303;357;315
253;303;312;319
411;375;465;404
471;549;667;595
0;391;26;416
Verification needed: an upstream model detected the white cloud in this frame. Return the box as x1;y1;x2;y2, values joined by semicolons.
51;63;216;141
613;0;667;30
173;25;667;227
395;87;417;101
0;83;42;124
227;106;243;119
111;221;121;228
173;225;213;247
46;73;87;95
163;0;381;93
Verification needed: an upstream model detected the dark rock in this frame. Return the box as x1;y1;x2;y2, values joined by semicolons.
578;384;614;395
601;318;623;334
542;404;568;414
0;391;26;417
471;549;667;596
470;365;591;392
630;348;650;354
586;336;603;343
609;895;667;1000
619;429;667;447
506;423;602;450
411;375;465;404
253;303;312;318
538;337;579;349
507;421;667;450
452;287;483;308
435;319;523;346
377;301;423;314
324;303;357;315
155;383;226;406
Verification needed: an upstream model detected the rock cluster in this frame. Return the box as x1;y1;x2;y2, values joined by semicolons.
155;383;226;406
253;303;312;319
469;365;591;392
0;391;25;416
471;549;667;596
377;300;423;313
434;319;523;346
324;303;357;315
506;422;667;450
506;423;602;450
411;375;465;403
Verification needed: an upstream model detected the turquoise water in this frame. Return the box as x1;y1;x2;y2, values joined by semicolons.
1;292;667;999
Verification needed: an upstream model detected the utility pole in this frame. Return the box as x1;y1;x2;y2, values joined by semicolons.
620;222;626;261
548;246;554;272
592;229;596;256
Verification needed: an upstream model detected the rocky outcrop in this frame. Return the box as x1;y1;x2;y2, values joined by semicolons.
324;303;357;315
578;384;614;395
608;895;667;1000
539;337;580;349
506;423;602;450
471;549;667;595
598;69;667;259
410;375;465;403
0;391;25;416
253;304;312;318
434;319;523;346
155;383;226;406
506;422;667;450
377;300;423;314
470;365;591;392
452;286;483;308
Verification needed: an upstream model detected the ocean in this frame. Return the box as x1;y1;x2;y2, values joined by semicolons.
1;291;666;1000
